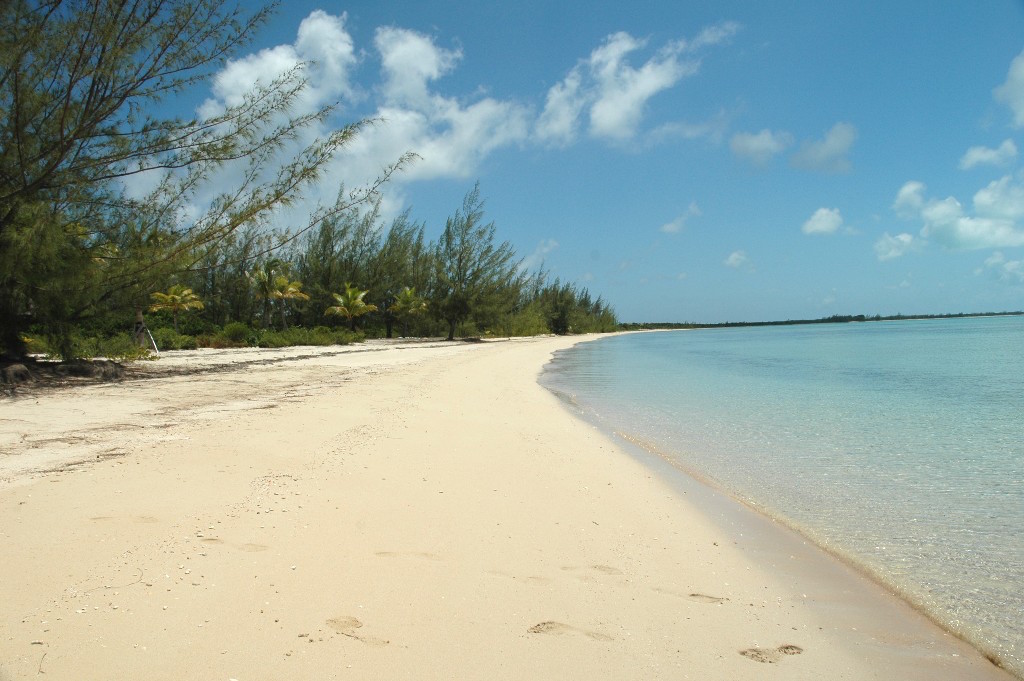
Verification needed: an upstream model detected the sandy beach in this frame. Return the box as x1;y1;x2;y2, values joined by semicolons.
0;336;1014;680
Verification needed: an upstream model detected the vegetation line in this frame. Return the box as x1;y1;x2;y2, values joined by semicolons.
620;311;1024;331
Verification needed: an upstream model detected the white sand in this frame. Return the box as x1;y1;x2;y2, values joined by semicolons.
0;336;1014;680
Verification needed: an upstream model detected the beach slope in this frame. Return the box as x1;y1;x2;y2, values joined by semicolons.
0;337;1012;680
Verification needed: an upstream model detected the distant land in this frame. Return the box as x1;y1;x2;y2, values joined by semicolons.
620;311;1024;331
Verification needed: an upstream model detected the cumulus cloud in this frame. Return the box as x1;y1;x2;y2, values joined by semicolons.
973;174;1024;221
537;23;739;145
890;177;1024;252
589;33;699;140
184;11;546;232
959;139;1018;169
536;71;586;147
801;207;843;235
893;180;926;217
874;232;917;261
659;201;701;233
978;251;1024;283
729;129;793;165
375;26;461;107
189;12;738;231
791;122;857;173
647;109;730;145
723;250;748;268
995;49;1024;127
521;238;559;271
198;10;357;119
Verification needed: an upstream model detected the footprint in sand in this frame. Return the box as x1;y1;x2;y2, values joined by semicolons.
739;644;804;663
560;565;624;581
528;621;613;642
237;543;269;552
651;586;729;604
326;616;389;646
375;551;442;561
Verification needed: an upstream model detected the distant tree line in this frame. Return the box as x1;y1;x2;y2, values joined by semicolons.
619;311;1024;331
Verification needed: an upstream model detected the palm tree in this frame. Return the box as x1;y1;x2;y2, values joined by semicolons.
325;283;378;331
248;258;283;328
388;286;427;337
149;285;204;333
271;276;310;330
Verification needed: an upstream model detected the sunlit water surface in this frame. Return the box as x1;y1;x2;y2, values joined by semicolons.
541;317;1024;675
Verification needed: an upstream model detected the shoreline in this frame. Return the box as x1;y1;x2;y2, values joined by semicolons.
543;330;1021;678
1;337;1014;679
589;424;1010;675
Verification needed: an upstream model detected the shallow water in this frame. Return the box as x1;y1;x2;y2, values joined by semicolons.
541;318;1024;676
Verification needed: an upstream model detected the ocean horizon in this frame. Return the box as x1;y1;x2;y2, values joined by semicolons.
541;317;1024;677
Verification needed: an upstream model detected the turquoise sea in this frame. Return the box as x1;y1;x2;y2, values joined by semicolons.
541;317;1024;676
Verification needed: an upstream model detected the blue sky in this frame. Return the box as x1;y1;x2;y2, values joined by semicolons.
192;1;1024;322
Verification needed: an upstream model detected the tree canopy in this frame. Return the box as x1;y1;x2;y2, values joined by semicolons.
432;185;521;341
0;2;616;359
0;0;398;358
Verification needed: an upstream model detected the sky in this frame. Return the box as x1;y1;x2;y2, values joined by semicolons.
185;0;1024;322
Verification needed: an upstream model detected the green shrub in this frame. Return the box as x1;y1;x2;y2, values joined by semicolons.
152;327;198;351
255;330;289;348
97;332;152;361
21;333;51;355
221;321;251;343
256;327;362;348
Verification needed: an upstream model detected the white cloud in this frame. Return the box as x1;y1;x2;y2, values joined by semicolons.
995;49;1024;128
959;139;1018;169
536;70;585;146
646;109;730;145
198;10;357;119
791;122;857;173
973;174;1024;221
375;26;460;108
589;33;699;140
802;207;843;235
892;177;1024;251
521;238;559;271
730;129;793;165
893;180;926;217
723;250;747;268
357;28;534;182
874;233;917;261
659;201;701;233
296;11;359;101
538;23;738;144
186;11;544;234
979;251;1024;283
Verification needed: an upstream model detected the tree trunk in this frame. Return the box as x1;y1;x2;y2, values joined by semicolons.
447;319;456;341
134;308;147;347
0;290;26;360
280;302;288;331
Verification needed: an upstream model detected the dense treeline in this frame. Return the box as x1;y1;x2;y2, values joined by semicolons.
137;186;617;352
618;310;1024;331
8;182;617;359
0;0;614;362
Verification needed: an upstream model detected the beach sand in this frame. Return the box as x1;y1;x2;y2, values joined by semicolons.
0;336;1014;680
